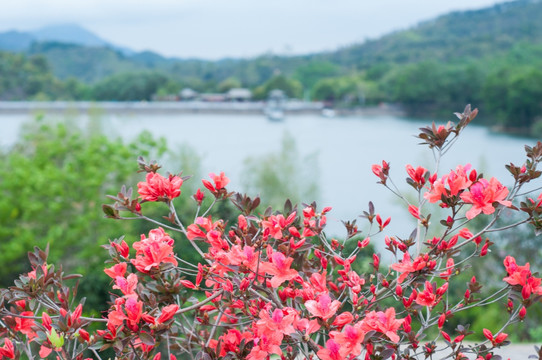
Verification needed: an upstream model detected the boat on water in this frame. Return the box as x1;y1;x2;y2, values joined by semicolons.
264;89;286;121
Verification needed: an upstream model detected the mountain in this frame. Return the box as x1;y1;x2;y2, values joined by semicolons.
31;24;110;48
0;31;34;52
0;24;133;56
2;1;542;93
315;0;542;68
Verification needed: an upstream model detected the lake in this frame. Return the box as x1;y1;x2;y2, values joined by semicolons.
0;111;536;253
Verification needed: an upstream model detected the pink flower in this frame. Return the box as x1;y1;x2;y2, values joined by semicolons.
317;339;343;360
415;281;438;307
406;164;428;187
503;256;542;299
113;273;138;296
261;212;296;240
131;228;178;273
331;324;366;358
202;172;230;192
372;161;390;184
359;307;404;343
104;262;127;279
138;172;183;202
0;339;15;359
460;178;512;219
424;164;473;203
391;252;428;283
14;311;36;340
260;251;298;288
305;293;341;320
156;304;179;324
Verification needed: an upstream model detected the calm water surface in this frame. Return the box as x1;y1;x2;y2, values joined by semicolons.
0;112;536;252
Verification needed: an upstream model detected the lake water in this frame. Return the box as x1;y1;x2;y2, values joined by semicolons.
0;111;537;253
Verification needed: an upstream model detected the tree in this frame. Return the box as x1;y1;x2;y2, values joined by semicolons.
0;117;168;309
253;74;303;100
91;71;169;101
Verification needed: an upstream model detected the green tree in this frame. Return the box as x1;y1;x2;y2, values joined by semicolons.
91;71;169;101
242;132;319;210
217;77;242;93
0;117;169;309
293;61;340;90
253;75;303;100
483;65;542;128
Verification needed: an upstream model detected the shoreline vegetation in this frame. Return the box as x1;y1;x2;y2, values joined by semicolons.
1;101;535;138
0;100;405;117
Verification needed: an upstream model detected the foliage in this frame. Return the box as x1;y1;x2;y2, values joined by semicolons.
91;72;169;101
242;132;319;210
252;74;303;100
2;107;542;360
0;118;171;308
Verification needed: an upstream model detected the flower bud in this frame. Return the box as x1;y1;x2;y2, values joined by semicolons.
519;306;527;320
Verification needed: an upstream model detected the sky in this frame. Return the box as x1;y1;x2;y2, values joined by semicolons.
0;0;504;59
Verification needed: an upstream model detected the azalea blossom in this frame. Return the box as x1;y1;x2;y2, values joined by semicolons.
424;164;473;203
415;281;438;307
260;251;298;288
391;252;429;283
305;293;341;320
317;339;343;360
131;228;178;273
460;178;512;219
138;172;183;202
359;307;404;343
202;171;230;193
330;323;366;358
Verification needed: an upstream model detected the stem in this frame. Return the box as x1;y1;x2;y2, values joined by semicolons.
176;290;224;314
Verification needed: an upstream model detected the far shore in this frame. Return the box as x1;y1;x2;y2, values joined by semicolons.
0;101;406;117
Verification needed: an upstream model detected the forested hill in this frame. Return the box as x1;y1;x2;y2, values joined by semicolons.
1;0;541;84
1;0;542;134
315;0;542;67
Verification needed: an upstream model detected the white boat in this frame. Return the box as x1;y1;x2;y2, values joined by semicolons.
264;89;286;121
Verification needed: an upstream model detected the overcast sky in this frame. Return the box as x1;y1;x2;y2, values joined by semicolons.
0;0;504;59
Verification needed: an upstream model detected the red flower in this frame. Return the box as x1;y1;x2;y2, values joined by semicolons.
359;307;404;343
372;160;390;184
317;339;343;360
460;178;512;220
415;281;438;307
157;304;179;324
104;262;127;279
0;339;15;359
304;293;341;320
131;228;178;273
391;252;428;283
202;172;230;192
261;212;296;240
424;164;473;203
14;311;36;340
260;251;298;288
330;324;366;358
193;188;205;205
406;164;428;187
408;205;421;220
138;172;183;202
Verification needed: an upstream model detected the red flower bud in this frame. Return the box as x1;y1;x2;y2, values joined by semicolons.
483;328;493;342
372;254;380;271
78;329;90;342
519;306;527;320
438;313;446;328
